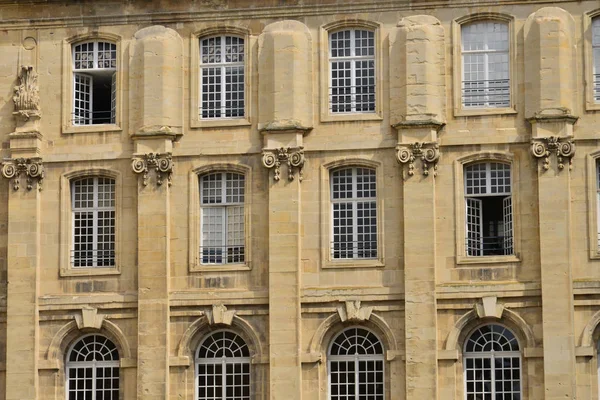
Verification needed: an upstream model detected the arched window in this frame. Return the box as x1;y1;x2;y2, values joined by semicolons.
328;327;384;400
66;334;120;400
196;330;251;400
464;324;521;399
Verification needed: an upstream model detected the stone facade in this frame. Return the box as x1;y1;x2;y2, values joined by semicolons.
1;0;600;399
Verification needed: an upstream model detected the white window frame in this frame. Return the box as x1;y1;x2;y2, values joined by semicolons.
72;40;117;126
71;177;116;268
327;327;385;400
66;334;120;400
199;171;245;265
199;35;245;120
463;324;522;400
330;167;378;260
195;330;251;400
328;29;376;114
460;21;510;109
464;162;513;257
593;17;600;103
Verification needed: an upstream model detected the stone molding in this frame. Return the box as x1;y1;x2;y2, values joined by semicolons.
262;146;305;182
13;65;40;119
1;157;44;191
530;136;575;171
131;152;173;186
396;142;440;177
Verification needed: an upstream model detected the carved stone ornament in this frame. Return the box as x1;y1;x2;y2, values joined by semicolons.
13;65;40;119
2;157;44;191
207;304;236;326
131;153;173;186
337;300;373;322
396;142;440;177
531;136;575;171
262;146;305;182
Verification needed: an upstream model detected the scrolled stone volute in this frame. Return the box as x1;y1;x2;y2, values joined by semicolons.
524;7;577;118
390;15;446;126
258;20;313;132
131;25;183;138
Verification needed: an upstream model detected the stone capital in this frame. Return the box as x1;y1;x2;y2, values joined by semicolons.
396;142;440;178
531;136;575;171
1;157;44;191
131;152;173;186
262;146;305;182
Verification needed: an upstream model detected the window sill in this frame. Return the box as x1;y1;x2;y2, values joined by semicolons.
62;124;122;135
456;254;521;266
585;102;600;112
190;262;251;273
190;118;251;129
59;266;121;277
589;251;600;260
322;259;384;269
454;107;517;117
320;112;383;123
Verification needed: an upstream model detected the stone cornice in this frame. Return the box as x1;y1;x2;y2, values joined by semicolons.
0;0;581;30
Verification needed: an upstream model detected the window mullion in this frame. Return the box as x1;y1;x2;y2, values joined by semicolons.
92;360;97;400
350;30;357;112
93;41;98;69
490;354;495;399
220;38;227;117
352;169;359;258
92;178;99;267
221;357;226;400
222;173;228;264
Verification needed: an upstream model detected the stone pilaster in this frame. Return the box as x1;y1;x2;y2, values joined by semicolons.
392;15;445;400
258;19;312;400
525;7;578;398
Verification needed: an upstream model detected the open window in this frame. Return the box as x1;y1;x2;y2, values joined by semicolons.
72;41;117;125
464;162;513;257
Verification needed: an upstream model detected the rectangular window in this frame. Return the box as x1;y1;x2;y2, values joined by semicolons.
200;172;245;264
329;29;375;114
331;167;377;259
461;21;510;108
71;177;116;267
593;17;600;103
200;36;245;119
72;41;117;125
465;162;513;256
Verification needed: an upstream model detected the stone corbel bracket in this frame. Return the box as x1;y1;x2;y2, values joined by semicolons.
396;142;440;177
337;300;373;322
262;146;305;182
206;304;236;326
531;136;575;171
2;157;44;191
131;152;174;186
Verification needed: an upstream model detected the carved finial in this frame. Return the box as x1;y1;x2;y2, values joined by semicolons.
531;136;575;171
13;65;40;120
1;157;44;191
207;304;236;326
337;300;373;322
131;153;174;186
262;146;305;182
396;142;440;177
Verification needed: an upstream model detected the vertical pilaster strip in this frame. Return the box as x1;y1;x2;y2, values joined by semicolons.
5;179;41;400
136;173;170;400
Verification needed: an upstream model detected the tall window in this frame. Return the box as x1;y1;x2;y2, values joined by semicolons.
331;167;377;259
200;35;245;119
66;335;120;400
200;172;245;264
593;17;600;103
464;324;521;399
72;177;116;267
328;327;384;400
465;162;513;257
596;161;600;250
196;331;250;400
72;41;117;125
329;29;375;113
461;21;509;108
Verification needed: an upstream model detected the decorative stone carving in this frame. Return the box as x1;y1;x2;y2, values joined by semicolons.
1;157;44;191
75;306;105;330
13;65;40;119
131;152;173;186
207;304;236;326
474;296;505;319
337;300;373;322
396;142;440;177
262;146;305;182
531;136;575;170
